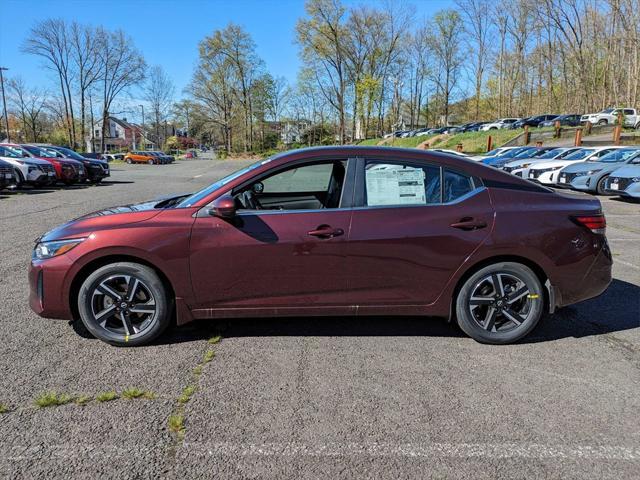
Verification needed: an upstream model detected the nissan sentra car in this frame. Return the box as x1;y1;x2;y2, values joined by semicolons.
29;147;612;347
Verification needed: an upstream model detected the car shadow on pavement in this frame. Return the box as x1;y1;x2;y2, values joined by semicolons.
70;279;639;346
522;278;640;343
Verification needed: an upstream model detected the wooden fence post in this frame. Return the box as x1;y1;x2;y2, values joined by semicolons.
574;127;583;146
456;143;463;153
486;135;493;152
613;125;622;145
524;125;530;144
554;120;561;138
585;122;592;135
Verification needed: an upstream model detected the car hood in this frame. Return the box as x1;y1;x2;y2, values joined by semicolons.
38;194;188;242
562;161;626;173
609;165;640;178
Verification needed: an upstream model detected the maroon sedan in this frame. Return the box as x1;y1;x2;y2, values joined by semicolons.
29;147;612;346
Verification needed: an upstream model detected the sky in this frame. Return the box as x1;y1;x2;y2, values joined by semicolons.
0;0;453;122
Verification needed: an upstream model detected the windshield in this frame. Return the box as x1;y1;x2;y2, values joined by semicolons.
600;108;614;114
598;149;640;163
176;158;271;207
563;149;595;160
23;145;56;158
53;147;86;160
538;148;564;159
0;145;22;158
511;148;538;159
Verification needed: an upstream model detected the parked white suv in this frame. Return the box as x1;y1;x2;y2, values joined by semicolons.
480;118;521;131
581;108;640;128
0;144;56;187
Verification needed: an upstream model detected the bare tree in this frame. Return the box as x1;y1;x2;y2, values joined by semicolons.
143;65;175;148
22;19;76;146
7;77;48;142
428;10;463;125
96;28;146;152
70;22;101;150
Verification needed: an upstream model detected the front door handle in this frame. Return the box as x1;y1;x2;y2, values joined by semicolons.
308;225;344;239
450;217;487;231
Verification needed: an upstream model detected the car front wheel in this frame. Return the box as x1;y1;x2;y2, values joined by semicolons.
77;262;171;346
455;262;544;344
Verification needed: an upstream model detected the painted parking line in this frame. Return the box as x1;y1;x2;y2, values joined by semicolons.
614;259;640;270
3;442;639;462
193;174;203;178
180;442;640;461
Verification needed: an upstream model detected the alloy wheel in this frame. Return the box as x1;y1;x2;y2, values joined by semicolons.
468;272;535;333
90;274;157;338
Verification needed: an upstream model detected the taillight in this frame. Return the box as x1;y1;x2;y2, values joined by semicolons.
571;214;606;234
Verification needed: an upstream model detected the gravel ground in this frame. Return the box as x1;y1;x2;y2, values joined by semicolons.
0;156;638;479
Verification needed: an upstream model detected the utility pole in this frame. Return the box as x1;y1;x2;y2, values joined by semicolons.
0;67;10;142
138;104;145;150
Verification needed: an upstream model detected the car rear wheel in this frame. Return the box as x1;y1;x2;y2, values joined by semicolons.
596;175;609;195
148;159;154;165
597;119;607;126
126;158;132;164
455;262;544;344
77;262;171;346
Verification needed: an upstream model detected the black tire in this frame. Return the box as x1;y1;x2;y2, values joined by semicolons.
597;119;607;126
126;158;132;164
596;175;609;195
148;159;154;165
455;262;544;345
77;262;171;346
13;168;24;188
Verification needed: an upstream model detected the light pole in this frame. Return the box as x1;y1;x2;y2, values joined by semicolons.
0;67;10;142
138;104;145;150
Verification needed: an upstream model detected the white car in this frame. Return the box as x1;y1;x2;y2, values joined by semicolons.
581;108;639;128
502;148;582;177
526;146;625;185
0;144;56;187
479;118;521;131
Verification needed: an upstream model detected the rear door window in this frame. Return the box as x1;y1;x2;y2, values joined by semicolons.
365;162;441;206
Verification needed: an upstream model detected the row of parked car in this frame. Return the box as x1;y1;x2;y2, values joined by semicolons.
473;145;640;199
0;143;110;191
387;107;640;139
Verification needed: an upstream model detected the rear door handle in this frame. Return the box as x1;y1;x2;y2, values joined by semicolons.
308;225;344;239
450;218;487;231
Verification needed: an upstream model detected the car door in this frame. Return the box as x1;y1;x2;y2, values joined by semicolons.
344;157;494;309
188;158;355;313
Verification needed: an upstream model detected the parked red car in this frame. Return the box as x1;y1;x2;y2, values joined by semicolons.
17;144;86;185
29;147;612;346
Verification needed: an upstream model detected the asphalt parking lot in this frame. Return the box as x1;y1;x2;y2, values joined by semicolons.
0;157;638;479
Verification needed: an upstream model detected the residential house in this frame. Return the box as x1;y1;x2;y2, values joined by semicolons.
86;116;154;153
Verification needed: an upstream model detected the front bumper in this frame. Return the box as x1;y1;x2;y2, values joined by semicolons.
29;255;76;320
85;164;110;181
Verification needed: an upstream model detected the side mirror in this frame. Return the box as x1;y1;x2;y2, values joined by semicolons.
209;195;236;219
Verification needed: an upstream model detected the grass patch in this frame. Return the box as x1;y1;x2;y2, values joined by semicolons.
430;129;522;153
192;365;203;376
96;391;118;403
208;335;221;345
122;388;156;400
168;414;185;435
34;391;74;408
0;403;9;414
202;350;216;363
75;395;91;406
384;135;433;148
178;385;196;404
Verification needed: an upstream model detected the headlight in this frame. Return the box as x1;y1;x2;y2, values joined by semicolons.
33;238;85;260
586;169;602;175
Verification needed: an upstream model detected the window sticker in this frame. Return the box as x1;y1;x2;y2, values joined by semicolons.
366;166;426;206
